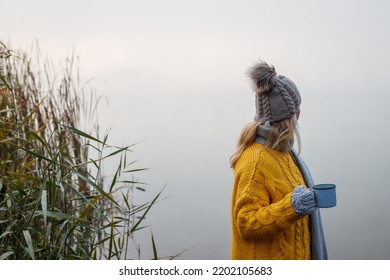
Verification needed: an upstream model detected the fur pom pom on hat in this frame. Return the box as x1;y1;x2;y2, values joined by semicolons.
248;61;301;122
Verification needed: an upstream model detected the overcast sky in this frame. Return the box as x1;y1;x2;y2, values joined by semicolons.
2;0;390;259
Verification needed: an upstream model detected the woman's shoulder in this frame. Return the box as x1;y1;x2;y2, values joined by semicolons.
242;142;281;159
242;142;268;157
236;143;272;168
237;143;290;171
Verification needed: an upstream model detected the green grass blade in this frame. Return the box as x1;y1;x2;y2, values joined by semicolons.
62;125;103;144
19;147;58;166
41;190;47;227
73;170;119;207
0;231;13;240
124;168;148;173
101;146;131;161
6;171;40;183
108;217;115;259
0;251;14;260
121;191;131;211
23;230;36;260
131;189;163;234
109;165;120;193
151;232;158;260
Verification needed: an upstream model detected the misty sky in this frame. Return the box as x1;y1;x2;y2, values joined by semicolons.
2;0;390;259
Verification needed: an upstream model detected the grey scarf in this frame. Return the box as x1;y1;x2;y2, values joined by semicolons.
256;123;328;260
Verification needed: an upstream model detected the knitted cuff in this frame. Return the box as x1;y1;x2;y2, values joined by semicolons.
291;186;317;216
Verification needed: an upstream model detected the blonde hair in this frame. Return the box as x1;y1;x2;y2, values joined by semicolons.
230;115;301;168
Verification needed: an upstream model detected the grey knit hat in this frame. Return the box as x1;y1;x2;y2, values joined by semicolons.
248;61;301;122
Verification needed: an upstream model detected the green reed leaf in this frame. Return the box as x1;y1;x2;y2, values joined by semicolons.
23;230;35;260
41;190;47;227
0;251;14;260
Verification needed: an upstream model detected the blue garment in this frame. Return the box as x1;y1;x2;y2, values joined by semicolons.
256;122;328;260
291;149;328;260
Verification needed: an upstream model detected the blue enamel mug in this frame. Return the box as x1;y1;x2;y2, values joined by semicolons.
312;184;337;208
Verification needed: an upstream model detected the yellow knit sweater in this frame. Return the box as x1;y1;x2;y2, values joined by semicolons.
231;143;311;260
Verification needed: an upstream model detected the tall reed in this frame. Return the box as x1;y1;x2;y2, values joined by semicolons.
0;41;159;260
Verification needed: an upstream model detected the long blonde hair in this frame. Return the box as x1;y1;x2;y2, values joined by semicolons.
230;115;301;168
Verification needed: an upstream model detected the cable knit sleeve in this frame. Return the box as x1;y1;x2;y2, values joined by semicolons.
235;192;301;241
233;150;303;241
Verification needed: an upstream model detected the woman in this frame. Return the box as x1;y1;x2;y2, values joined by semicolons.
230;61;327;260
